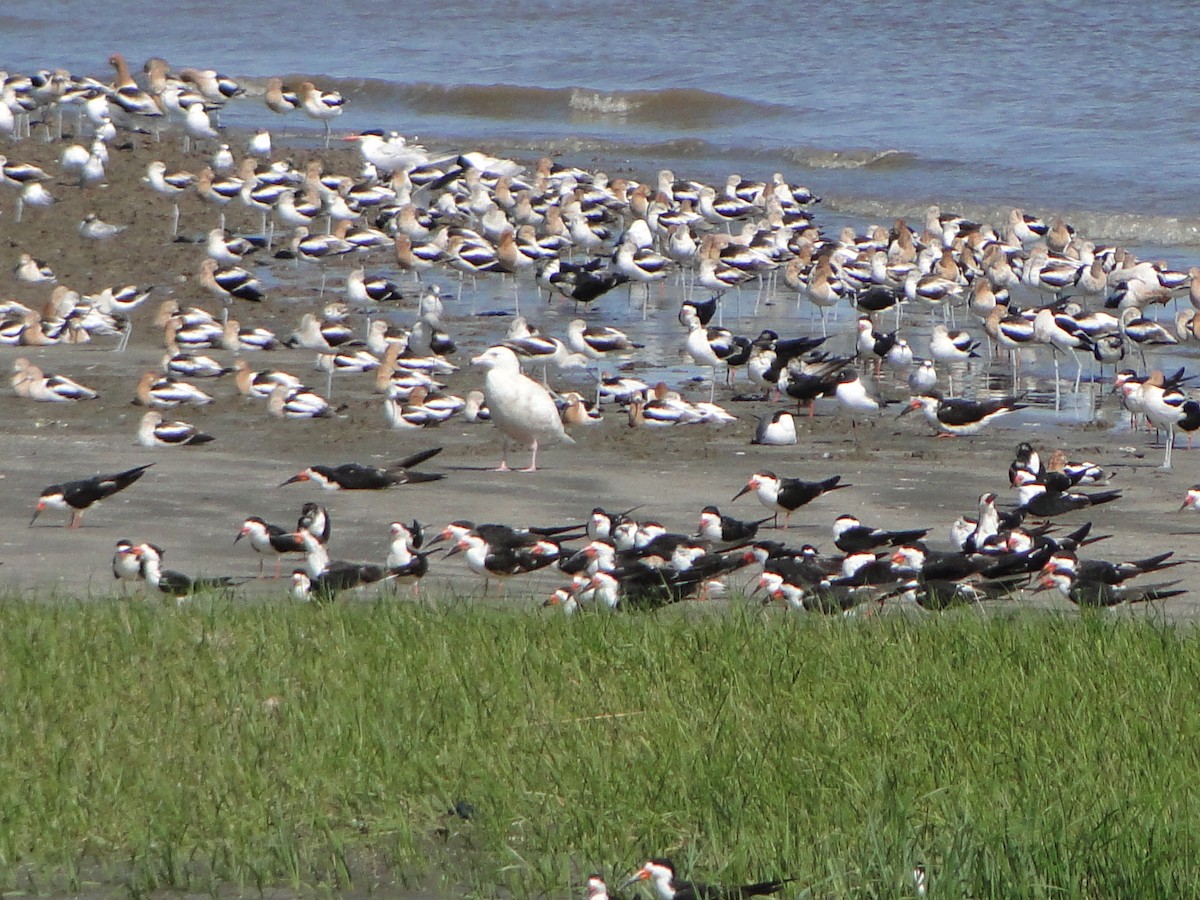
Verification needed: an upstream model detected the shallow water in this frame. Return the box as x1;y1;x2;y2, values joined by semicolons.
4;0;1200;251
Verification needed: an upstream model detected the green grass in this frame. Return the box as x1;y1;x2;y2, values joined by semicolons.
0;597;1197;897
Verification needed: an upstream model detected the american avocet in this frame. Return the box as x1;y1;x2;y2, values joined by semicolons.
143;160;195;234
14;253;53;284
198;258;264;304
344;130;429;175
298;81;344;147
137;411;215;448
134;371;214;408
265;77;299;115
267;383;333;419
12;358;98;402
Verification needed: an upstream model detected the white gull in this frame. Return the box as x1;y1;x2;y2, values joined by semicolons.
471;345;574;472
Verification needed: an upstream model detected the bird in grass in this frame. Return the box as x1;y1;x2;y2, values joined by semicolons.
134;542;246;600
621;858;791;900
1037;565;1185;608
30;463;154;528
1039;550;1183;587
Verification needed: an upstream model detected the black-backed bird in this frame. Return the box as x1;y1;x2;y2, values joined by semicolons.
732;471;849;528
31;463;154;528
621;858;790;900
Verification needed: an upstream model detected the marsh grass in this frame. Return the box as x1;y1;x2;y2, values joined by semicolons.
0;596;1197;897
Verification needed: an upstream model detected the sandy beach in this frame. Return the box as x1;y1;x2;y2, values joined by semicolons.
1;125;1197;613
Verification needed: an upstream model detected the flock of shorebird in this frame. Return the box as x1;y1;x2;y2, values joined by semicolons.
3;53;1199;610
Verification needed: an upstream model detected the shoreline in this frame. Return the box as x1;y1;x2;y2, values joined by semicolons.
0;113;1196;615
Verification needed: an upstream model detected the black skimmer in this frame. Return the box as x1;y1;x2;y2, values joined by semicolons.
1009;442;1043;484
235;516;307;577
621;858;790;900
1179;485;1200;513
697;506;772;544
1011;470;1121;517
679;294;719;328
855;316;897;368
587;507;641;541
768;578;881;615
751;410;797;445
447;531;561;587
1037;566;1185;608
835;551;904;588
472;345;575;472
112;538;143;593
548;262;628;307
1040;550;1182;587
134;543;245;599
902;392;1024;436
298;501;331;545
732;471;850;528
281;447;443;489
585;874;625;900
888;543;1002;585
431;520;584;550
883;578;1011;612
289;562;396;602
779;351;850;416
853;283;904;318
31;463;153;528
385;520;431;593
587;556;738;610
832;369;890;423
832;515;929;554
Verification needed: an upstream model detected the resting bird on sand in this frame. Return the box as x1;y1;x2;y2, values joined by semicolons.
472;345;574;472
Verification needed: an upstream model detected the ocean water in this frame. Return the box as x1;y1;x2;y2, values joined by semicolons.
3;0;1200;256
